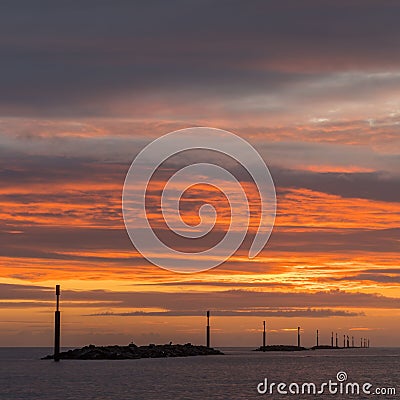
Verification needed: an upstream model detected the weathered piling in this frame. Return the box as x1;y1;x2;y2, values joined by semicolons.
262;321;266;351
297;326;301;348
54;284;61;362
206;311;210;348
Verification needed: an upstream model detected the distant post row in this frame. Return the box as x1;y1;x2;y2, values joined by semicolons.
51;286;371;364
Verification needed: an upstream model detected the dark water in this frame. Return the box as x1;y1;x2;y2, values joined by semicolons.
0;347;399;399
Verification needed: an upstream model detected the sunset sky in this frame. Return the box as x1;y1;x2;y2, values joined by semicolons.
0;1;399;347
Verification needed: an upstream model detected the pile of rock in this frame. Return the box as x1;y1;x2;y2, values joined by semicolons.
42;343;223;360
255;345;308;352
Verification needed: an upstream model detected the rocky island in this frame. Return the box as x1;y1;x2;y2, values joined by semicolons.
42;343;224;360
254;345;308;352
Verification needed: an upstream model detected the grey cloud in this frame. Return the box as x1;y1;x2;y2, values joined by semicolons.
363;268;400;274
132;281;292;288
268;228;400;254
1;142;399;200
90;309;363;318
334;274;400;284
1;1;400;116
272;167;400;202
1;226;398;267
0;284;399;310
0;283;53;300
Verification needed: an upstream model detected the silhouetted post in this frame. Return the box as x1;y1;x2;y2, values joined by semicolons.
206;311;210;348
54;285;61;362
360;338;362;348
352;336;354;347
335;333;338;347
331;332;334;347
316;329;319;347
297;326;301;348
343;334;345;348
262;321;266;351
347;335;349;348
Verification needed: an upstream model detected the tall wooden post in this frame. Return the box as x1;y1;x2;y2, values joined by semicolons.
297;326;301;348
335;333;338;347
262;321;266;351
331;332;334;347
206;311;210;348
352;336;354;347
54;284;61;362
316;329;319;347
343;334;345;348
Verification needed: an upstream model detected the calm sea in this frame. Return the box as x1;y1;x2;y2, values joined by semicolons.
0;347;398;399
